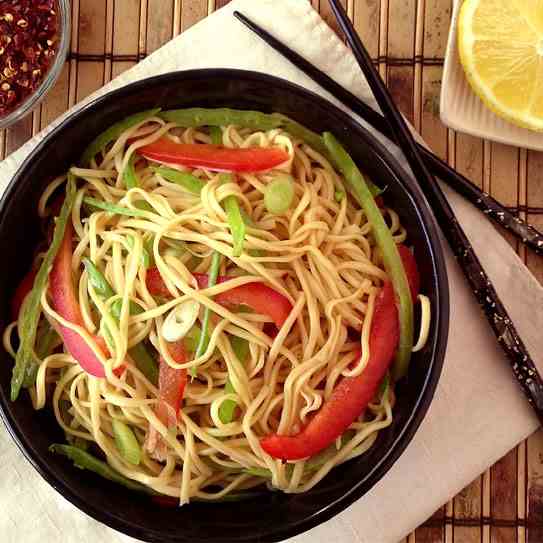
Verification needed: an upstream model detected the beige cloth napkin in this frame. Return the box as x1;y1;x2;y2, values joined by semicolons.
1;1;542;542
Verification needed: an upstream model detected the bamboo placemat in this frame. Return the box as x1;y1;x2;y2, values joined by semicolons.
2;1;543;542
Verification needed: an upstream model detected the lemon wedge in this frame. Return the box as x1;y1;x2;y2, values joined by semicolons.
458;0;543;131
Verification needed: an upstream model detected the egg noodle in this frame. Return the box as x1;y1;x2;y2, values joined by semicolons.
4;113;431;503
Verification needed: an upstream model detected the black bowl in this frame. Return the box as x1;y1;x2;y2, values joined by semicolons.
0;69;449;542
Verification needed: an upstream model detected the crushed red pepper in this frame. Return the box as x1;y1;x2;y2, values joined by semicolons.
0;1;58;116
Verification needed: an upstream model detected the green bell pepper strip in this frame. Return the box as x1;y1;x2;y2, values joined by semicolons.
220;174;246;258
209;126;223;145
323;132;414;380
81;108;161;167
11;175;77;401
84;197;149;218
50;444;155;494
218;335;249;424
192;251;221;376
20;325;61;388
152;165;205;195
82;258;159;385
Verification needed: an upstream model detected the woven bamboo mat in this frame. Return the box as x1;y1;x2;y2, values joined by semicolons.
2;1;543;542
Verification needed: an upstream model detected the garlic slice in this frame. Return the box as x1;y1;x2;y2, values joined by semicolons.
161;299;200;342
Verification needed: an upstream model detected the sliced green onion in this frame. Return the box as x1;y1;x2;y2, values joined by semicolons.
334;190;345;202
11;175;77;399
219;336;250;424
264;174;295;215
50;444;154;494
83;197;149;218
153;165;205;195
323;132;414;379
112;419;141;465
220;174;246;257
161;300;200;343
209;126;223;145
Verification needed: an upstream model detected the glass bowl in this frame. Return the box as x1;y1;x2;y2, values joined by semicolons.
0;0;71;130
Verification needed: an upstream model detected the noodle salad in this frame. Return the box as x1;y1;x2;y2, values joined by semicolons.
4;108;431;503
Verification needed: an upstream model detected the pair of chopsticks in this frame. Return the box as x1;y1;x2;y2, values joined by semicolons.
234;6;543;423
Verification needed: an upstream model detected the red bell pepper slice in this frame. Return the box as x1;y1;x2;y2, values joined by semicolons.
145;268;292;328
50;223;122;378
260;245;419;460
11;268;38;320
138;139;289;173
146;340;188;460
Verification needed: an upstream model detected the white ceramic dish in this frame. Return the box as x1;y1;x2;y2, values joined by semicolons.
440;0;543;151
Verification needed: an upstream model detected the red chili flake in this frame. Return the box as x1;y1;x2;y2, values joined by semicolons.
0;0;59;117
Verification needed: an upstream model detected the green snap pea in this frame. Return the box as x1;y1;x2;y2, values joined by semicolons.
159;107;285;131
50;444;155;494
323;132;414;379
81;109;161;167
11;175;77;400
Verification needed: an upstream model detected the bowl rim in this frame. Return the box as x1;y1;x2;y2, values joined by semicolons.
0;68;449;543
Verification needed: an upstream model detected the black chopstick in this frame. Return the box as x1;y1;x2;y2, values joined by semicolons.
233;10;543;258
322;0;543;421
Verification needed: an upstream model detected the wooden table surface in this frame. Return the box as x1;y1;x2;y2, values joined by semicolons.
3;1;543;541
